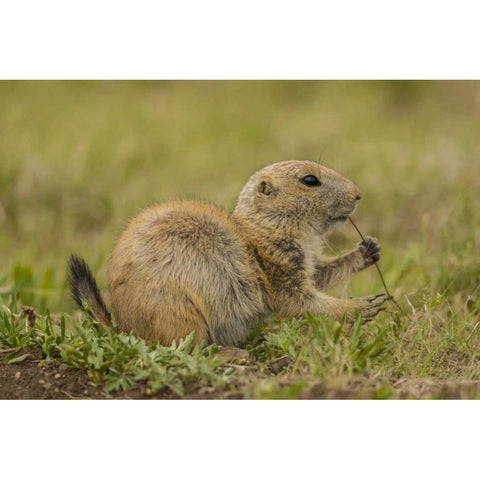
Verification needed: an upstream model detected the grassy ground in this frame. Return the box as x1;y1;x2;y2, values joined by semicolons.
1;80;479;399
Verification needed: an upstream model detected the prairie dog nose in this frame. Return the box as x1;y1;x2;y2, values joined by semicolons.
356;193;361;200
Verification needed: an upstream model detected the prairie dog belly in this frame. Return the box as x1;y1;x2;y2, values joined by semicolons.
109;201;266;345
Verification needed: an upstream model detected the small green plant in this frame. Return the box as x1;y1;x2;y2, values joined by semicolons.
0;298;234;395
0;304;34;350
248;313;392;380
58;320;233;395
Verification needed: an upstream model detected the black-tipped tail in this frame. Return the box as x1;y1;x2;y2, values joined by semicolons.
68;254;113;328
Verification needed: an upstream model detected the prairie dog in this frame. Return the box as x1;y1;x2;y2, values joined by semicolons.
69;160;388;346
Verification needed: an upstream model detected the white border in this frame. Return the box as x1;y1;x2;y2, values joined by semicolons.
1;401;479;479
1;1;480;78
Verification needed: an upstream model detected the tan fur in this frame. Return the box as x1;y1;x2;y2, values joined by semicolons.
102;160;387;346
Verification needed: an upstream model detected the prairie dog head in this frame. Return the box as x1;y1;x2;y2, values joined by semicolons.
233;160;361;235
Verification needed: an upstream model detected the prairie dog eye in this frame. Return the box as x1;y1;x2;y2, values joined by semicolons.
301;175;321;186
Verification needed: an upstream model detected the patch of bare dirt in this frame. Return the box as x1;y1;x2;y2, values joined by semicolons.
0;348;142;399
0;348;244;399
3;348;479;399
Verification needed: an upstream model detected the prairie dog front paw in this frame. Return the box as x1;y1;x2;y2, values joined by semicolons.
358;237;380;268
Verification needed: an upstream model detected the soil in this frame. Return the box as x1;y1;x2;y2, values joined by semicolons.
2;348;479;399
0;348;140;399
0;348;230;400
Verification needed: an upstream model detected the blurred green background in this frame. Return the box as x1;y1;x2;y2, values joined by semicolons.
0;81;479;313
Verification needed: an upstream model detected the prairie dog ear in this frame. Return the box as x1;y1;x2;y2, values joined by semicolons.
257;177;275;197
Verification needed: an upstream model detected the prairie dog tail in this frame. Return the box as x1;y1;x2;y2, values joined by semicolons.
68;254;113;328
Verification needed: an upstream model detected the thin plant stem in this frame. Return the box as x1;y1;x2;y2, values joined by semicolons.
347;216;405;317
